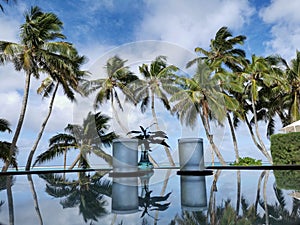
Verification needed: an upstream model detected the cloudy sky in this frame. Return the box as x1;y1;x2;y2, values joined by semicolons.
0;0;299;166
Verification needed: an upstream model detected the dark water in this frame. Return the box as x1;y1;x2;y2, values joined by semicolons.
0;168;299;225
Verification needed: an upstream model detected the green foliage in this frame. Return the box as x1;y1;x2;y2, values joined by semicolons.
231;157;262;166
274;170;300;190
270;132;300;165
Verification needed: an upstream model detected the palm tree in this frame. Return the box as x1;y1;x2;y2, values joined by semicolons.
241;55;288;163
171;60;226;165
0;119;17;169
81;55;138;134
129;56;178;166
33;112;117;169
187;26;247;72
280;50;300;123
0;6;72;171
188;26;247;163
25;46;87;170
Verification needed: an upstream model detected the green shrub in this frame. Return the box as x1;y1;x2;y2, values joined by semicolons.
270;132;300;165
231;157;262;166
274;170;300;190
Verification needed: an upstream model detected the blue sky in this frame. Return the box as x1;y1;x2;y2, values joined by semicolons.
1;0;300;166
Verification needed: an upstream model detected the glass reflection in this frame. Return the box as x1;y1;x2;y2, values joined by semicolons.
0;169;299;224
40;171;111;224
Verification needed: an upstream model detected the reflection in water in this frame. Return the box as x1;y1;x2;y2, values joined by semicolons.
0;169;299;224
112;177;139;214
180;175;207;211
40;171;112;224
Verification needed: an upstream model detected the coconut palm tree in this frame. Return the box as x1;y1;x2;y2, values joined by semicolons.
187;26;247;72
280;50;300;123
81;55;138;134
171;60;226;165
0;6;74;171
129;56;178;166
25;47;87;170
240;55;289;163
188;26;247;163
33;112;117;169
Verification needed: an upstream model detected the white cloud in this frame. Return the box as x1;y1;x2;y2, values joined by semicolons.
136;0;254;51
259;0;300;61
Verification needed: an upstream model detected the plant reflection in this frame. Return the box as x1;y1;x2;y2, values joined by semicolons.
138;171;171;221
39;171;112;224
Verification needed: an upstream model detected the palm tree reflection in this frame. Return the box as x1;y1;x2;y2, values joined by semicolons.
39;171;111;224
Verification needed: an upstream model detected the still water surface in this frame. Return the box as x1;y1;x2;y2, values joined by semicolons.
0;168;299;225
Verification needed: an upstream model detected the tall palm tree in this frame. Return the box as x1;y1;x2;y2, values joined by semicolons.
81;55;138;134
25;46;87;170
188;26;247;163
0;6;72;171
33;112;117;169
171;60;226;165
129;56;178;166
241;55;288;163
281;50;300;123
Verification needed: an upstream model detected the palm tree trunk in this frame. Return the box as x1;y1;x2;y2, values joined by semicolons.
151;92;175;166
263;171;270;225
227;112;239;162
6;176;14;225
255;170;266;213
27;174;43;225
251;97;273;163
236;170;241;216
200;114;226;165
26;83;59;170
2;72;31;172
111;100;129;134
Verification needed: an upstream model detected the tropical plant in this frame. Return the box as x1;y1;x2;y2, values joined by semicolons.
127;124;170;168
0;119;17;169
39;171;112;223
0;118;12;133
33;112;117;169
280;50;300;123
171;60;226;165
188;26;247;163
240;55;288;163
81;55;138;133
0;6;76;171
25;45;87;170
129;56;178;166
187;26;247;72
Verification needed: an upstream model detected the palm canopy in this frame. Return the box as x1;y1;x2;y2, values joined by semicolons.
130;55;178;113
283;50;300;123
187;26;246;72
0;118;12;133
81;55;138;110
33;112;117;168
171;60;227;128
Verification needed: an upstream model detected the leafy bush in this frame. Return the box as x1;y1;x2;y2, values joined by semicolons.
270;132;300;165
274;170;300;190
231;157;262;166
